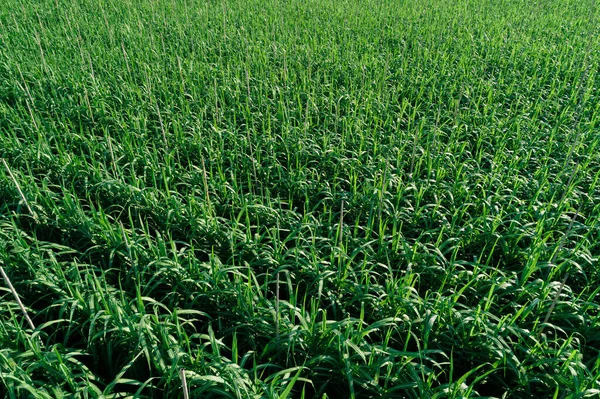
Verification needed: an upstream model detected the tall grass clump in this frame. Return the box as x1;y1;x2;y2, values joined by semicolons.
1;0;600;397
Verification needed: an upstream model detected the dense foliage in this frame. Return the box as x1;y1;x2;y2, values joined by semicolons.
1;0;600;397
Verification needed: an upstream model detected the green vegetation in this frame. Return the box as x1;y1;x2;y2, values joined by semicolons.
1;0;600;397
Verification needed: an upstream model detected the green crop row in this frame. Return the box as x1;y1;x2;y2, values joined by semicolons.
1;0;600;397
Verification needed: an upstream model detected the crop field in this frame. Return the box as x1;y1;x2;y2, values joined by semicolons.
1;0;600;397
